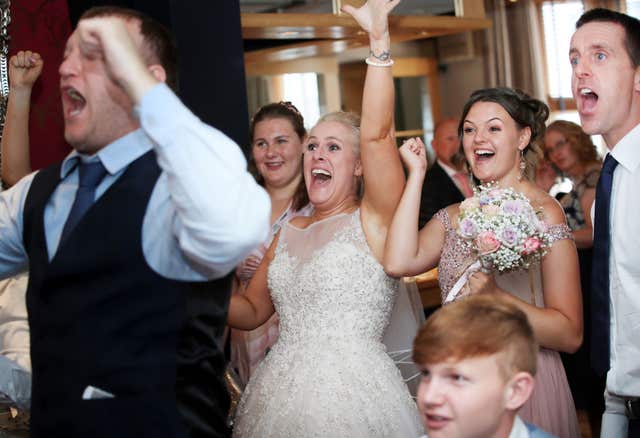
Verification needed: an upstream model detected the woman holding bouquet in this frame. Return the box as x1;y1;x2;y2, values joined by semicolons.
385;88;581;438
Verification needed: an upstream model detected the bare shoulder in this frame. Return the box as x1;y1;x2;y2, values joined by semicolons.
530;188;566;226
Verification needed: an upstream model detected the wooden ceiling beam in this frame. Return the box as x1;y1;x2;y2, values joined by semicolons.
243;14;491;65
241;13;491;40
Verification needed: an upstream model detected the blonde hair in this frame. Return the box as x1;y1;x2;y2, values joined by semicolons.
314;111;361;157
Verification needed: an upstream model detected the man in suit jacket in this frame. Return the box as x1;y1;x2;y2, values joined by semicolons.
570;8;640;438
0;7;270;438
419;118;472;227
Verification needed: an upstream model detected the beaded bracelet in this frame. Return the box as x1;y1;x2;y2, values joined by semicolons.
365;56;394;67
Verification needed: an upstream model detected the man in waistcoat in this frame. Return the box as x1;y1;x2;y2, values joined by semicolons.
0;7;270;437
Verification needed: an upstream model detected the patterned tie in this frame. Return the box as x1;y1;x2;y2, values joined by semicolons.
591;153;619;376
60;160;107;243
453;172;474;198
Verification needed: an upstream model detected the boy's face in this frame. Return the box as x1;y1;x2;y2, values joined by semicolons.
416;354;514;438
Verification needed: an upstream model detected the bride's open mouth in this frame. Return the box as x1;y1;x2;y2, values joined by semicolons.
311;168;332;186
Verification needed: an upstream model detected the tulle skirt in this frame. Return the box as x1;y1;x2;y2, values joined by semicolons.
520;348;581;438
232;339;423;438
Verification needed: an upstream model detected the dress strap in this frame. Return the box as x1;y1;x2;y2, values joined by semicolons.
547;223;573;244
433;208;451;231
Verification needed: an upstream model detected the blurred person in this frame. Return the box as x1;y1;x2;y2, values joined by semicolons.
0;7;270;437
419;117;472;227
0;51;47;431
544;120;600;248
544;119;605;433
534;157;558;194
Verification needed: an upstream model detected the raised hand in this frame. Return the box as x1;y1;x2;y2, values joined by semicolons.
9;51;43;92
399;137;427;175
341;0;401;41
76;17;159;102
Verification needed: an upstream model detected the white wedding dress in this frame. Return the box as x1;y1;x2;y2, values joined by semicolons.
232;210;423;438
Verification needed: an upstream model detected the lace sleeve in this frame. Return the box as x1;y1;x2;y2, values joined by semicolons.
547;223;573;244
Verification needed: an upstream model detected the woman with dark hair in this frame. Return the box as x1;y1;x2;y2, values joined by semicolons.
544;120;604;432
385;87;581;437
230;101;312;386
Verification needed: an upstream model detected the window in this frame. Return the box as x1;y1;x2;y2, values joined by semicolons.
282;73;321;127
540;1;584;100
626;0;640;17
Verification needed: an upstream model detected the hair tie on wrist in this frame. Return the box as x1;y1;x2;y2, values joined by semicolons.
365;57;394;67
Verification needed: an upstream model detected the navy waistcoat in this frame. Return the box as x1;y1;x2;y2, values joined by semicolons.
23;151;231;437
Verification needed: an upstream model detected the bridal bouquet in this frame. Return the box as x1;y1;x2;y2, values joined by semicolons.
445;183;552;302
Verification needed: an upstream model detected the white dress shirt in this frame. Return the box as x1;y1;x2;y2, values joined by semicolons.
0;83;270;281
607;122;640;397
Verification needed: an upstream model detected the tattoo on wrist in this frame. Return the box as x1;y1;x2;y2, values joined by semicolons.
369;50;391;62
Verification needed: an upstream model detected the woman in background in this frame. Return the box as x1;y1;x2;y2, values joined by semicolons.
544;119;604;434
544;120;600;248
230;101;312;386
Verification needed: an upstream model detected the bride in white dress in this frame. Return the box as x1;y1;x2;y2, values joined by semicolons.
226;1;423;436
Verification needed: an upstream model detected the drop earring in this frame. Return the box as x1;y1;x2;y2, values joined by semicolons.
518;150;526;181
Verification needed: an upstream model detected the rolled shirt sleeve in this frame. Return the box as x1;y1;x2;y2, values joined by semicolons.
0;174;34;278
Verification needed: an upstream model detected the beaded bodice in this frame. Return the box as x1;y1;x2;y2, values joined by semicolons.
435;208;573;306
268;209;398;348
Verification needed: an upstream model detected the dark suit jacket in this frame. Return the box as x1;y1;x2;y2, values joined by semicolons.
419;162;465;228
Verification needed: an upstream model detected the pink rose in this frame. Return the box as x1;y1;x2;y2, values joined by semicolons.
522;237;541;255
475;231;500;255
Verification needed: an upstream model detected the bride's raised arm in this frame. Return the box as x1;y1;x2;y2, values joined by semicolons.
342;0;404;230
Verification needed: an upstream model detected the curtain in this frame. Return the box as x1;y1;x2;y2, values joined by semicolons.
483;0;547;101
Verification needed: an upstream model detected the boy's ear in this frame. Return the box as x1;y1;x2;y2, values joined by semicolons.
504;372;534;411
